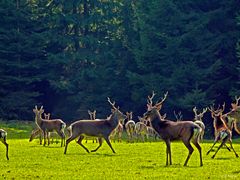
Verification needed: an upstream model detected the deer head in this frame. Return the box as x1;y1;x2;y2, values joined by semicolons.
231;96;240;111
193;107;207;121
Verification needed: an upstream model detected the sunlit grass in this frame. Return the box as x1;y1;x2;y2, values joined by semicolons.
0;139;240;179
0;121;240;179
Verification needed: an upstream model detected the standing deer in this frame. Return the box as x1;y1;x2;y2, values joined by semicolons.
143;91;203;166
193;107;207;141
29;112;51;145
0;129;9;160
125;112;136;143
64;98;127;154
207;104;238;158
33;106;66;147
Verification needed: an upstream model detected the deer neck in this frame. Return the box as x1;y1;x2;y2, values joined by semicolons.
35;113;43;127
214;116;226;130
108;112;119;128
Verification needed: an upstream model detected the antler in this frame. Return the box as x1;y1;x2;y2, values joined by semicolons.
235;96;240;106
174;111;183;121
107;97;116;110
155;91;168;107
147;91;156;106
193;107;198;116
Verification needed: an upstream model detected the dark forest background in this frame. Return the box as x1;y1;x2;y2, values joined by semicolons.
0;0;240;130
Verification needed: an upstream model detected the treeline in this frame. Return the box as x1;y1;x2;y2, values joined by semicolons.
0;0;239;124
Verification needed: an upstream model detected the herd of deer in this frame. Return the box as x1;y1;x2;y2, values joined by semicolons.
1;92;240;167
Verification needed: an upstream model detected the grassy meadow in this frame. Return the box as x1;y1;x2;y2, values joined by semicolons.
0;121;240;179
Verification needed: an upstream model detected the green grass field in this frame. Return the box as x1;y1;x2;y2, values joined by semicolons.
0;121;240;179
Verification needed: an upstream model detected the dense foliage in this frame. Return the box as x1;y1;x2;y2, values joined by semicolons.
0;0;239;123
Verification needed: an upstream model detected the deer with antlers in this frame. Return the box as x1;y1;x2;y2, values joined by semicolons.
193;107;207;142
223;96;240;134
64;98;127;154
207;104;238;158
33;106;66;147
125;112;136;143
143;91;203;166
0;129;9;160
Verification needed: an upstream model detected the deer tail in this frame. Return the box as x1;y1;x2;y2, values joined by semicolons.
192;125;202;142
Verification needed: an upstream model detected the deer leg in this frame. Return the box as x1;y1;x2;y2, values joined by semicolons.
47;132;50;146
211;140;225;159
91;138;103;152
1;139;9;160
76;135;89;153
165;140;171;165
206;140;218;155
183;140;194;166
64;134;79;154
43;131;47;146
224;144;231;151
56;130;65;147
228;139;239;158
104;137;116;153
39;132;43;145
192;140;203;166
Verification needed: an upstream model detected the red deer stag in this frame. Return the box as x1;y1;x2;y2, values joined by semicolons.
0;129;9;160
143;91;203;166
207;104;238;158
193;107;207;141
33;106;66;147
64;98;127;154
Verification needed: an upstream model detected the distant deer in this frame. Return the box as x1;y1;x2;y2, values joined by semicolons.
193;107;207;141
223;96;240;134
33;106;66;147
143;91;203;166
138;116;159;141
0;129;9;160
64;98;127;154
110;118;124;143
135;121;148;142
85;110;98;143
125;112;136;143
207;104;238;158
29;112;51;145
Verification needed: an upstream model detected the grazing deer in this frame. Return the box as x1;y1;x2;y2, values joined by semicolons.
85;110;98;143
193;107;207;141
29;112;51;145
207;104;238;158
0;129;9;160
125;112;136;143
64;98;127;154
33;106;66;147
143;91;203;166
